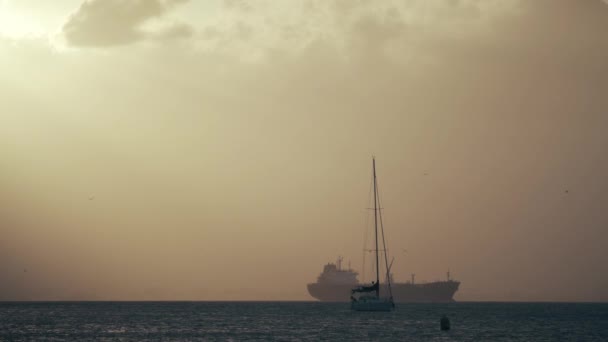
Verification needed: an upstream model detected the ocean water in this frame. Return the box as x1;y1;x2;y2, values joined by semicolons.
1;302;607;341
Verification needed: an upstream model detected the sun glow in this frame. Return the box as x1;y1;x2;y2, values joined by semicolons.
0;2;45;38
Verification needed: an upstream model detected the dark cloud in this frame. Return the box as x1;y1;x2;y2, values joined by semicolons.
62;0;191;47
223;0;252;12
157;22;194;41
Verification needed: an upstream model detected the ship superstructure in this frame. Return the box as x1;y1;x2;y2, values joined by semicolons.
307;257;359;302
315;257;358;286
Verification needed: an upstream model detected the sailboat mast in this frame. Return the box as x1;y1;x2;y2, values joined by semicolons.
373;158;380;296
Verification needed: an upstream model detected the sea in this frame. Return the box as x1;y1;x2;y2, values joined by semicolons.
1;302;607;341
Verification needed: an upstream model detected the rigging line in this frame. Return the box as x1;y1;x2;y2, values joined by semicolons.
362;166;374;284
384;257;395;293
373;158;380;295
377;176;394;300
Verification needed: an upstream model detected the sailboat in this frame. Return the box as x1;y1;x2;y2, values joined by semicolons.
350;158;395;312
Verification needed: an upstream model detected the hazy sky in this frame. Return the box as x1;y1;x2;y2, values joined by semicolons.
1;0;607;301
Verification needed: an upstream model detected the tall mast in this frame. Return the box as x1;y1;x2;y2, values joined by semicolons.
373;157;380;296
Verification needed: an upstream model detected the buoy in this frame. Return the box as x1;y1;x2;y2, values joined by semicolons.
440;315;450;331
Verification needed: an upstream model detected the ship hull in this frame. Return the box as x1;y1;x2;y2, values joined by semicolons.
307;281;460;303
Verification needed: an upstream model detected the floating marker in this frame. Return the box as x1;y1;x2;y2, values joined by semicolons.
440;315;451;331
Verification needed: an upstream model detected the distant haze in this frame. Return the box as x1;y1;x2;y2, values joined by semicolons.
1;0;607;301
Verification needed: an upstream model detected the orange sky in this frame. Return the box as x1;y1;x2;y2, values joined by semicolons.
1;0;607;301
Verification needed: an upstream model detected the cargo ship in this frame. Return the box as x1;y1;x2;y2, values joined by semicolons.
307;257;460;302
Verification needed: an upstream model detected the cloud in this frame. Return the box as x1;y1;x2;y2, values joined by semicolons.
62;0;191;47
189;0;522;62
156;22;194;41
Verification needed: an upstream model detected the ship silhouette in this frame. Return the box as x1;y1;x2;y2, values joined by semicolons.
307;257;460;302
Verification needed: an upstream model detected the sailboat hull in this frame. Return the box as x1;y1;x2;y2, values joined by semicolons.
351;298;395;312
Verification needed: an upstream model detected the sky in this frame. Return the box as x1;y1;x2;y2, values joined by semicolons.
1;0;607;302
